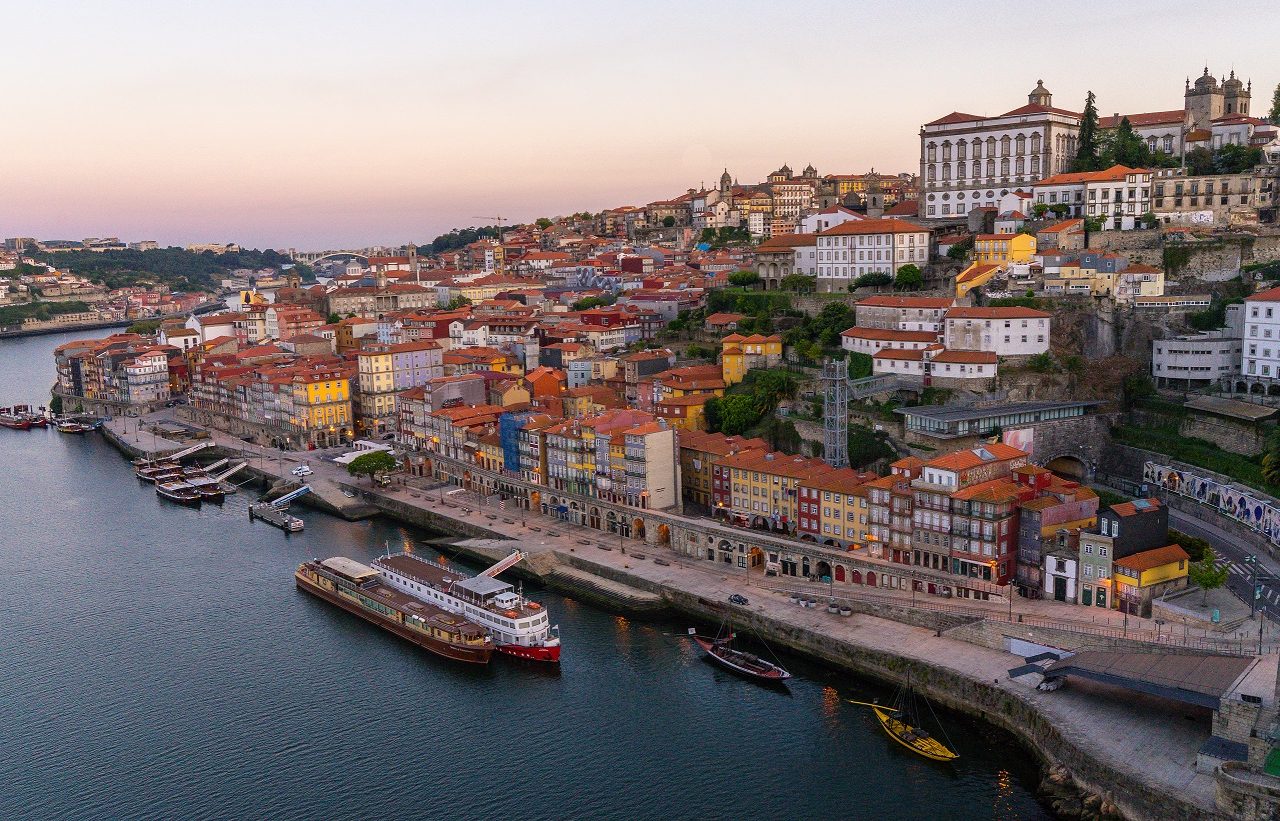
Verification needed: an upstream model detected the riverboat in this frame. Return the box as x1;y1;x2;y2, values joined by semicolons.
850;675;958;762
693;634;792;683
295;556;494;664
136;462;181;482
0;408;33;430
184;475;226;503
15;405;48;427
155;479;202;506
56;421;89;434
373;550;561;663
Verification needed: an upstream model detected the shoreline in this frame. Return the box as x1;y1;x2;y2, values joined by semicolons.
97;423;1227;821
0;301;226;340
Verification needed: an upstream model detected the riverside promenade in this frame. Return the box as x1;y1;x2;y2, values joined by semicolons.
103;411;1279;820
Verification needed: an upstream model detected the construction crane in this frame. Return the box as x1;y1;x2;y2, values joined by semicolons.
470;215;507;244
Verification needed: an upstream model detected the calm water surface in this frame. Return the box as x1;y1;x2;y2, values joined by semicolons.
0;330;1052;820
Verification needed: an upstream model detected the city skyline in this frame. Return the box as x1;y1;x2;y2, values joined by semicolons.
4;1;1278;248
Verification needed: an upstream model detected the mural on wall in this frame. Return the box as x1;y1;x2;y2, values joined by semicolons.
1143;461;1280;543
1002;427;1034;454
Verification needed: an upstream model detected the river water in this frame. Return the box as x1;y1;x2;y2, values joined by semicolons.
0;330;1052;820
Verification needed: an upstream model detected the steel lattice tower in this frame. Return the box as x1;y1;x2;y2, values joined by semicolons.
823;359;848;468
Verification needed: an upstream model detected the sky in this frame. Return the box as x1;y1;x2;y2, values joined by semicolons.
3;1;1279;250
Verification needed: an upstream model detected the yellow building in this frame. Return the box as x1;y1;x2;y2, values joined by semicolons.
656;394;710;431
974;232;1035;265
1114;544;1190;617
954;263;1001;298
721;334;783;386
355;348;395;435
294;369;352;447
714;449;838;531
798;469;876;548
474;433;504;473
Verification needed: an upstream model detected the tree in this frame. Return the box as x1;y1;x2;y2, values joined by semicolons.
1084;217;1103;233
893;264;923;291
779;273;817;292
661;215;676;227
346;451;398;485
1188;546;1229;606
1185;146;1215;176
727;270;760;288
1071;91;1102;172
1263;428;1280;486
1031;203;1049;218
1270;82;1280;123
853;272;892;289
326;312;341;324
1215;144;1263;174
535;217;553;230
946;235;974;261
1140;212;1158;229
1104;116;1150;168
1027;352;1057;373
1049;203;1070;218
848;424;896;468
847;352;873;379
704;394;757;435
1168;529;1211;563
444;296;472;310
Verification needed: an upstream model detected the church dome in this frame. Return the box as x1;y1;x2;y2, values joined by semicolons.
1193;67;1218;91
1224;70;1244;91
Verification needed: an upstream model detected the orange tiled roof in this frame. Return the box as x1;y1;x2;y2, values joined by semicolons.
1115;544;1189;573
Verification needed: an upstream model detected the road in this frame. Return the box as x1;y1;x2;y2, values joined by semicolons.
1169;508;1280;621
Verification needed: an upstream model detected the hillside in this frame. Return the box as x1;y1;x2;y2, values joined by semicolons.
29;247;301;293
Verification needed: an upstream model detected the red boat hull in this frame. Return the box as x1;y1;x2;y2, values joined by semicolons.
498;643;561;663
0;419;32;430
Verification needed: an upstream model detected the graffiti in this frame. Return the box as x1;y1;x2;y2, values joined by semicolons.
1144;461;1280;544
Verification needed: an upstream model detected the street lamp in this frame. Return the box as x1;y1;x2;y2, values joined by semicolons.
1245;554;1259;618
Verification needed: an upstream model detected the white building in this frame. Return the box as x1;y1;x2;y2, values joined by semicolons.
799;205;865;234
1152;331;1242;387
943;307;1051;357
919;81;1081;219
1032;165;1153;230
1242;287;1280;379
840;327;939;356
814;218;930;292
854;296;954;333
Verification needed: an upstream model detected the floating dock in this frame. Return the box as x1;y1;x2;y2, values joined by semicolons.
249;503;304;532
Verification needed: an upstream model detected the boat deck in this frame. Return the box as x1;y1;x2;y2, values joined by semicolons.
375;553;544;619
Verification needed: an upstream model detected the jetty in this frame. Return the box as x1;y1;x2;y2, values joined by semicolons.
248;484;310;532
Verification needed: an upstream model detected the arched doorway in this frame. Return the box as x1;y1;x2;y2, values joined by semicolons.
657;524;671;545
1045;455;1088;481
606;511;618;533
570;501;582;525
866;571;877;587
834;565;846;583
800;533;816;542
748;546;764;569
632;518;645;540
750;515;770;531
815;560;832;582
589;507;601;530
851;570;862;585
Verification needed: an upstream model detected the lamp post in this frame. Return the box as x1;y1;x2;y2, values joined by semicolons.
1245;554;1258;618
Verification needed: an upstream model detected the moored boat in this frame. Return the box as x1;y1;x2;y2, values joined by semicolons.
56;421;88;434
374;550;561;663
15;405;48;427
136;462;181;482
850;675;958;762
185;476;226;503
295;556;494;664
156;479;202;506
693;634;792;683
0;408;33;430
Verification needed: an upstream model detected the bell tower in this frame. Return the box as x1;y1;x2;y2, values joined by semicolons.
1029;79;1052;107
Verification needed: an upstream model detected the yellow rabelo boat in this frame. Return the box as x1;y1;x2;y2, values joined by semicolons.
850;676;958;762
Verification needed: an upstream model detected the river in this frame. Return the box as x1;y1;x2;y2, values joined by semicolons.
0;330;1052;820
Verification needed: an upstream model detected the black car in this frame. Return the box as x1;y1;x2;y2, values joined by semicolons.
728;594;749;606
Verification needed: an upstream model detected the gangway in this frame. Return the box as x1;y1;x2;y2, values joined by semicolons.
478;550;527;578
132;440;212;466
214;462;248;483
271;484;312;509
201;458;230;474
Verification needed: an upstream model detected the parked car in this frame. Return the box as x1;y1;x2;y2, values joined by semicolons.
728;594;749;606
291;466;313;477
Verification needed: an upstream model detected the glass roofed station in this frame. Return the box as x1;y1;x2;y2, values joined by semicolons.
895;400;1100;440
